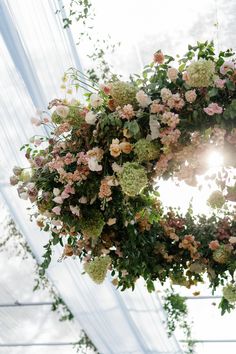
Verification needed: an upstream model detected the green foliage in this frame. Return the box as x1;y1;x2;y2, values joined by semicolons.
163;287;195;354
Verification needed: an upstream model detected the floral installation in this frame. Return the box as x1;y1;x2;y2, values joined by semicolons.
10;41;236;318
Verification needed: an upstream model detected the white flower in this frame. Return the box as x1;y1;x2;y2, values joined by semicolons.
53;188;61;196
167;67;178;81
136;90;151;108
85;111;97;125
90;93;103;108
88;157;102;171
19;192;28;200
149;115;160;140
55;105;70;118
160;88;172;102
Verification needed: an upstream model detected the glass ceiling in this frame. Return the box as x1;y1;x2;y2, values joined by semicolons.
1;0;236;353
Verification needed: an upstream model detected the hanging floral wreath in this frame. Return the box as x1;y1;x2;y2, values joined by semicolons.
11;42;236;315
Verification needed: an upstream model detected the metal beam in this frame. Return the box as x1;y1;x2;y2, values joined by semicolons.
184;296;221;300
0;342;75;347
180;339;236;343
0;301;53;308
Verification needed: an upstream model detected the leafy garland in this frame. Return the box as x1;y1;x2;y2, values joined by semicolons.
0;209;98;353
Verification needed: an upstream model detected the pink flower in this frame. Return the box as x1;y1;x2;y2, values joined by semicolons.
150;100;165;114
119;104;135;119
185;90;197;103
52;206;61;215
209;240;220;250
153;50;164;64
100;83;112;95
215;78;226;89
220;61;234;75
204;103;223;116
31;117;41;126
53;196;63;204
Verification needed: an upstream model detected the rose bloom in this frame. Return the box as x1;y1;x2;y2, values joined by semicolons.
204;102;223;116
160;88;172;102
110;139;121;157
167;67;178;81
136;90;151;108
119;141;132;154
55;105;69;118
185;90;197;103
153;50;164;64
150;100;165;113
100;83;112;95
229;236;236;244
215;78;226;89
119;104;135;119
209;240;220;250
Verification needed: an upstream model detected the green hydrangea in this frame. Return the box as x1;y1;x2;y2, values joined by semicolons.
134;139;160;162
80;209;105;239
110;81;137;108
84;256;111;284
186;59;215;87
52;106;84;126
119;162;148;196
51;111;63;124
213;245;231;264
207;191;225;209
223;284;236;303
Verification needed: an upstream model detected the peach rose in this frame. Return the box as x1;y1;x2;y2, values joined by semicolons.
119;142;132;154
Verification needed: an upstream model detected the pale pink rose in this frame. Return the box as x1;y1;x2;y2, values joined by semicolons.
13;166;22;176
215;78;226;89
136;90;151;108
119;104;135;119
150;100;165;113
61;191;70;200
31;117;41;126
220;61;234;75
229;236;236;244
53;196;63;204
153;50;164;64
209;240;220;250
185;90;197;103
204;103;223;116
160;88;172;103
167;67;178;81
10;175;19;186
52;206;61;215
55;105;69;118
64;184;75;194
